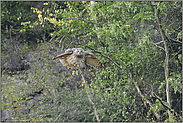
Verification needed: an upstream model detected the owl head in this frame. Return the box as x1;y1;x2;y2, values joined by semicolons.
74;48;84;58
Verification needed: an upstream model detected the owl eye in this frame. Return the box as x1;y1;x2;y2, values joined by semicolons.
81;51;82;53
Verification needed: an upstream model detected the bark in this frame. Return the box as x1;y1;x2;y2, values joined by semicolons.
155;4;172;121
155;5;171;108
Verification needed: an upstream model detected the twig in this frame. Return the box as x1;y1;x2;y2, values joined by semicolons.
149;36;166;52
152;42;166;52
78;68;100;122
169;37;182;44
155;41;164;44
50;35;56;42
54;112;62;122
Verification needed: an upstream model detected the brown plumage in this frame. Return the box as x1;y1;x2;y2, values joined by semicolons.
53;48;101;69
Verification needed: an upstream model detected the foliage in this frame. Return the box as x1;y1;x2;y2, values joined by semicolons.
1;1;182;122
1;2;36;38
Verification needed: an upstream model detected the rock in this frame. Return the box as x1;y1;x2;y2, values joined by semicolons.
1;110;13;122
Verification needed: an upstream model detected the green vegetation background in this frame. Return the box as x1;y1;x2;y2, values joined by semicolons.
1;1;182;122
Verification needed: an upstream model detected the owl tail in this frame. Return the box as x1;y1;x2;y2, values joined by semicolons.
92;62;109;70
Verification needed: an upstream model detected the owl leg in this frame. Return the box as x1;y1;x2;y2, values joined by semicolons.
74;63;80;68
73;63;77;68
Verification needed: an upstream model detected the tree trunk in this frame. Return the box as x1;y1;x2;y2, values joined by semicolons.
155;4;171;120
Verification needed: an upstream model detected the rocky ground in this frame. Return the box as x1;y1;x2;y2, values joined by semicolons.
1;39;95;121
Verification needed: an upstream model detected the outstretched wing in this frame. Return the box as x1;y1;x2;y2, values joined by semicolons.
53;49;73;67
84;51;101;68
52;49;73;60
52;52;73;60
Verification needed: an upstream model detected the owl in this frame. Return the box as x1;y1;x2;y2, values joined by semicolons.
53;48;101;69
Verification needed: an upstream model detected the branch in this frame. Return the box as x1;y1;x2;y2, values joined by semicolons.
153;92;171;110
78;68;100;122
54;68;101;122
152;42;166;51
155;41;164;44
68;42;161;120
171;39;182;44
54;113;62;122
166;34;182;44
155;5;171;111
148;36;165;51
68;42;121;68
152;92;182;121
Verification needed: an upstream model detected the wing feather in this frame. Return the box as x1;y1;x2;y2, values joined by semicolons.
84;51;101;68
52;51;73;60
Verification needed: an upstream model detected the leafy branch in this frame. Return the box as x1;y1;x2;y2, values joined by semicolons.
67;41;161;120
152;92;182;121
78;68;100;122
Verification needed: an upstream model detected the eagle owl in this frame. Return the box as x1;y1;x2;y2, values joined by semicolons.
53;48;101;69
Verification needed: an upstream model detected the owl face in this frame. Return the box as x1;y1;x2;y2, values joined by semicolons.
75;48;84;58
